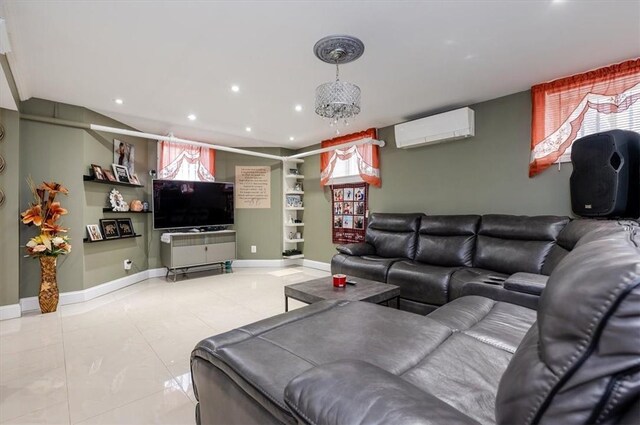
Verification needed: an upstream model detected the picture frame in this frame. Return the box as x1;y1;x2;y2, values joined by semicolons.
129;174;140;185
117;218;135;237
103;169;117;182
112;163;130;183
113;139;135;175
99;219;120;239
86;224;103;241
91;164;106;180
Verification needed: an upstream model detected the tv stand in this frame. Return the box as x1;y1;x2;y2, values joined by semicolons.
160;230;237;281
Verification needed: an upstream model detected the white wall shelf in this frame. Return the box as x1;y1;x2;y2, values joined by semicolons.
283;160;304;259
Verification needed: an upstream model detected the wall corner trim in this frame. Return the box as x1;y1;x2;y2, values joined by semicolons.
0;303;22;320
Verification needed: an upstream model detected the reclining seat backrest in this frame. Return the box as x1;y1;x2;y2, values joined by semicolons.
414;215;480;267
365;213;424;259
541;218;621;275
496;222;640;424
474;215;569;275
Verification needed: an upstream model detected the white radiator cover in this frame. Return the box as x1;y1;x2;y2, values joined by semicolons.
394;107;475;148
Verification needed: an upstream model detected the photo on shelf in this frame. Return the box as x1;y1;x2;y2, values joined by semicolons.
117;218;135;237
129;174;141;185
286;195;302;208
86;224;103;241
99;219;120;239
91;164;106;180
103;169;117;182
111;164;131;183
114;139;135;175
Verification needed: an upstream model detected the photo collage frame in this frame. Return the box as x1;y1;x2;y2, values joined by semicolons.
331;183;368;244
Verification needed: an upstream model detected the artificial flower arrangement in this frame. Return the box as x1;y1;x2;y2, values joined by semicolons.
21;178;72;257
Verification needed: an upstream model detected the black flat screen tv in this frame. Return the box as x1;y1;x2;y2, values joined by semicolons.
152;180;234;230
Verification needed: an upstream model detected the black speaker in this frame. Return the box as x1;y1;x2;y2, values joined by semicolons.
570;129;640;218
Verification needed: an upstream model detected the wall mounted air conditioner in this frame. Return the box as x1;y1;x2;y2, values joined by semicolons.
394;107;475;149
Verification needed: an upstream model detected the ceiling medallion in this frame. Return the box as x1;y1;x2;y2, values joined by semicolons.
314;35;364;133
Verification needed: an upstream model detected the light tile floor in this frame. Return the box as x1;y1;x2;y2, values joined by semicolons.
0;266;328;424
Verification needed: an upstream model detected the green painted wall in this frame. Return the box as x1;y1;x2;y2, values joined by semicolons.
0;108;20;306
215;149;287;260
19;99;153;298
301;90;574;263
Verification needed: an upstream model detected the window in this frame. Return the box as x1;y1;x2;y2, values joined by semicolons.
529;59;640;177
157;140;215;181
320;128;381;187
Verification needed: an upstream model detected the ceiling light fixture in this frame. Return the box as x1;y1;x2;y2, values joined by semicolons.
188;114;197;121
289;136;295;141
231;85;240;92
245;127;252;132
294;104;303;112
314;35;364;132
114;98;124;105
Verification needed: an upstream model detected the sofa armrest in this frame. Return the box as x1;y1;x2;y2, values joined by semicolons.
503;272;548;296
335;242;376;256
284;360;480;425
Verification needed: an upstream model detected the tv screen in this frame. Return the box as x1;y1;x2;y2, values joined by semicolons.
153;180;234;230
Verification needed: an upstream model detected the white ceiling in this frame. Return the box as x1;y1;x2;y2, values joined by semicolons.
1;0;639;148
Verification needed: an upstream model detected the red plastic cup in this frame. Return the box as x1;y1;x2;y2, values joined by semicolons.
333;274;346;288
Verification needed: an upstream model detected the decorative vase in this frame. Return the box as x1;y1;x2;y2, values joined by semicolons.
38;256;59;313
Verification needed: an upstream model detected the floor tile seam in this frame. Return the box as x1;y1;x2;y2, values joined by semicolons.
68;383;182;425
143;330;194;402
60;318;73;425
0;366;69;423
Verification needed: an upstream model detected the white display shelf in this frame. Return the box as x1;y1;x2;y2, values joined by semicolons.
284;223;305;226
285;191;304;195
285;238;304;243
285;174;304;179
285;207;304;211
283;254;304;259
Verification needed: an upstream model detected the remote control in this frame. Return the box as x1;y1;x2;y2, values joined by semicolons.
346;280;357;286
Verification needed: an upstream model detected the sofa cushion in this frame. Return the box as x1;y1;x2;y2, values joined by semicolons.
331;253;401;283
449;267;508;301
542;219;621;275
474;215;569;275
414;215;480;267
496;222;640;424
365;213;424;258
387;260;461;306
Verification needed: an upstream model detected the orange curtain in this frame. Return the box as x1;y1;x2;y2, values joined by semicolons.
158;141;216;181
529;58;640;177
320;128;381;187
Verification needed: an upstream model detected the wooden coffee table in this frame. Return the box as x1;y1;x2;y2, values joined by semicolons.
284;276;400;312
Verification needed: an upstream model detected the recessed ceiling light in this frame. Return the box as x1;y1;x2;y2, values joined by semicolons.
114;98;123;105
245;126;252;132
289;136;295;141
294;104;303;112
552;0;564;3
231;85;240;92
188;114;197;121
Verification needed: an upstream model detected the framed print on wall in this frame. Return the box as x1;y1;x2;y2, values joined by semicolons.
111;164;130;183
117;218;135;237
86;224;103;241
331;182;368;244
99;219;120;239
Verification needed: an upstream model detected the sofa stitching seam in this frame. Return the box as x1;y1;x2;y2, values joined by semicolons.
257;335;319;367
284;395;317;425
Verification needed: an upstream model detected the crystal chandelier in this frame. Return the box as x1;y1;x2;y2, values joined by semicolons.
314;35;365;131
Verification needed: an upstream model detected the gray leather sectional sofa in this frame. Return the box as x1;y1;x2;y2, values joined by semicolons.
191;218;640;425
332;213;615;312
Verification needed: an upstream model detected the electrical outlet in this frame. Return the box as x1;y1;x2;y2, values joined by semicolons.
124;259;132;270
251;245;257;253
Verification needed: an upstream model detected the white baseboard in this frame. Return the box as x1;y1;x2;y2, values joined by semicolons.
18;268;162;315
232;259;286;268
0;303;22;320
302;259;331;272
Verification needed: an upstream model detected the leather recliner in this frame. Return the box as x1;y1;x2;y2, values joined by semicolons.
191;221;640;424
332;213;616;313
